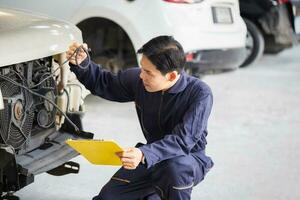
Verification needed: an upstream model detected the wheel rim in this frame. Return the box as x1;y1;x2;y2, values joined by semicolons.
245;30;254;57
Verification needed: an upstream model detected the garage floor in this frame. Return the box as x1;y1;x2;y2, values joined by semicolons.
15;45;300;200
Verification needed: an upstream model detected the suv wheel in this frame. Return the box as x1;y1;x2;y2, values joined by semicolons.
77;18;138;73
240;18;265;67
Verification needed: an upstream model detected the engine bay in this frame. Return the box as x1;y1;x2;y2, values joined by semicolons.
0;57;57;153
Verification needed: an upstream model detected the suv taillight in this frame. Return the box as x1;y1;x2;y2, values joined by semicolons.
163;0;204;4
278;0;289;4
185;52;195;61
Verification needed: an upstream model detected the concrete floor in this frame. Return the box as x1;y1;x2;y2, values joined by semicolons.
15;45;300;200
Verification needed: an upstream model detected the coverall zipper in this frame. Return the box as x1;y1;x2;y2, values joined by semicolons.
136;103;150;138
158;91;164;135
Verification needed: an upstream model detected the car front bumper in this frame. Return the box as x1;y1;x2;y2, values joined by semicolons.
185;47;247;75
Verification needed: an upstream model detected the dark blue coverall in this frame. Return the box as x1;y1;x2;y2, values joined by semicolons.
70;60;214;200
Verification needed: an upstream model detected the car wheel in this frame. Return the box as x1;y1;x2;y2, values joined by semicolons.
240;18;265;67
77;18;138;73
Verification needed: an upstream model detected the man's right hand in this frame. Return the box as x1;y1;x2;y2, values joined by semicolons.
66;42;88;65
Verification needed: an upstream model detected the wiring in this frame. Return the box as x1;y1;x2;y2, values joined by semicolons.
30;70;58;88
0;73;80;132
66;83;85;101
73;45;91;70
0;45;91;133
30;45;90;89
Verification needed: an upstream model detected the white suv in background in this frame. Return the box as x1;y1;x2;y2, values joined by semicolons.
0;0;247;76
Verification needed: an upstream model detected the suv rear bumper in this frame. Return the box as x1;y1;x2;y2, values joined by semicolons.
185;47;246;75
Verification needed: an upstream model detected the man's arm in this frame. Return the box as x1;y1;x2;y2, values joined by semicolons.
67;42;139;102
139;91;213;168
70;60;139;102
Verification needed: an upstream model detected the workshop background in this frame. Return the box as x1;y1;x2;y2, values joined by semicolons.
0;0;300;199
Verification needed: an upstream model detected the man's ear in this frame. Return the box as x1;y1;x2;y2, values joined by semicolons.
167;71;178;81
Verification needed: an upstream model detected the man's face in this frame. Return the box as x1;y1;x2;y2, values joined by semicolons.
139;55;170;92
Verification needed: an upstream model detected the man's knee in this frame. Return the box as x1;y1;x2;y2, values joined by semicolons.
152;155;203;188
160;156;193;178
93;181;120;200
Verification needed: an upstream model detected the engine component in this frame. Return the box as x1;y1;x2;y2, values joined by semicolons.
0;57;57;150
0;76;34;150
0;89;4;110
37;109;49;128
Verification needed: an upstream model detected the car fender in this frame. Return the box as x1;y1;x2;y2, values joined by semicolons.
0;8;82;67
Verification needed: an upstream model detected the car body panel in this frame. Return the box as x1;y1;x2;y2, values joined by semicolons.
186;47;246;75
0;8;82;67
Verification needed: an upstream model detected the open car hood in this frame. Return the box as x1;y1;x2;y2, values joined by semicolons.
0;8;82;67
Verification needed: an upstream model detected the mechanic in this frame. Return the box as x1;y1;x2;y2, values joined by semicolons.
66;35;214;200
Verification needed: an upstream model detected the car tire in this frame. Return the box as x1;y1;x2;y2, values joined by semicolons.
77;19;138;73
264;35;291;54
0;195;20;200
240;18;265;67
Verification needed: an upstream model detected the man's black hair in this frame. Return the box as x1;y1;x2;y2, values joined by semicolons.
137;35;186;74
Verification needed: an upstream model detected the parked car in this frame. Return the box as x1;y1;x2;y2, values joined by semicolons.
239;0;296;67
0;7;92;199
0;0;247;76
291;0;300;35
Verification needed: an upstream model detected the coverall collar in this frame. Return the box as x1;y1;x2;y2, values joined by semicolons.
165;71;188;94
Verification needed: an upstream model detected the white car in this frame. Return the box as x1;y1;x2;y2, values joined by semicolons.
0;7;91;199
0;0;247;76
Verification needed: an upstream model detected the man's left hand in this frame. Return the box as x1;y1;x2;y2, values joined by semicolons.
116;147;143;170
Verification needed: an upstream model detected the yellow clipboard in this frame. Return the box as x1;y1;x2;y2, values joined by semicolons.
66;139;123;166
